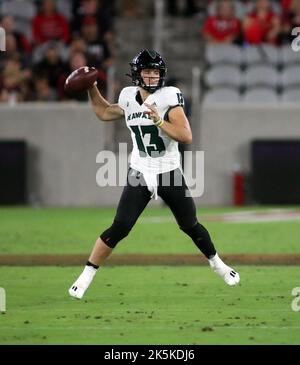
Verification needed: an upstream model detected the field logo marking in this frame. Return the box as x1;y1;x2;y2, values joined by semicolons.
0;287;6;313
291;287;300;312
0;27;6;51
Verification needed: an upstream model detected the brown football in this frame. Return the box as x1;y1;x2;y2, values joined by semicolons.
64;66;99;93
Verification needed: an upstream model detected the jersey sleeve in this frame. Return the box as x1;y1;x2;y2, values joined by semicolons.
166;86;185;109
118;88;127;110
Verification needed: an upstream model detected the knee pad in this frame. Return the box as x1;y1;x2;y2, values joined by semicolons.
100;219;132;248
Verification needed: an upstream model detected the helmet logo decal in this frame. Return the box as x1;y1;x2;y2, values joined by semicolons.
147;50;157;59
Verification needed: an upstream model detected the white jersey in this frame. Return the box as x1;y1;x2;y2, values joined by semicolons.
118;85;184;175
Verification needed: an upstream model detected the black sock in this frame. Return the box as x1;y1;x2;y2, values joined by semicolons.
86;261;99;270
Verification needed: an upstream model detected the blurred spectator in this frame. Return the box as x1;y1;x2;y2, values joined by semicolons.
0;0;118;103
32;0;70;45
33;39;68;64
0;34;22;69
0;15;32;55
243;0;281;44
72;0;115;54
34;41;68;92
121;0;143;17
0;55;31;103
58;51;102;101
80;16;113;69
69;36;87;52
202;0;241;44
31;74;57;101
166;0;198;17
281;0;300;43
281;0;293;15
67;36;87;58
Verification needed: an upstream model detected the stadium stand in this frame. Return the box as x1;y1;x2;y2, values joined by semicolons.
204;64;242;88
243;45;280;66
242;86;279;103
201;0;300;104
243;64;279;88
281;87;300;101
281;64;300;88
203;87;240;104
1;0;300;108
205;44;243;65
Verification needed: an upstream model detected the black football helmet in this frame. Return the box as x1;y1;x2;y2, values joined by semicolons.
128;49;167;93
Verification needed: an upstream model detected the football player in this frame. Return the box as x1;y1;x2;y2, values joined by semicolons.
69;49;240;299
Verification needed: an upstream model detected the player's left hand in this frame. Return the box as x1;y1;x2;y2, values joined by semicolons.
144;102;160;124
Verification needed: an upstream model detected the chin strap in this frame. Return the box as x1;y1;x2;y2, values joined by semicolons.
125;73;159;92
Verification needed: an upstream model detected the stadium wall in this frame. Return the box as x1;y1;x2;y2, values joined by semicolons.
197;104;300;205
0;103;124;206
1;103;300;206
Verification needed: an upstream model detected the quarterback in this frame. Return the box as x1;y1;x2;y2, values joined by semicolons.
69;49;240;299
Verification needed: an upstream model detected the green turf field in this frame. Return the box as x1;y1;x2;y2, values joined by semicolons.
0;207;300;344
0;206;300;254
0;266;299;344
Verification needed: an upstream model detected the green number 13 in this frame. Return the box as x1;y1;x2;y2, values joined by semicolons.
130;125;166;158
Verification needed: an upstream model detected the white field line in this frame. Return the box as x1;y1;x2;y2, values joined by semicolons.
139;217;174;223
139;208;300;224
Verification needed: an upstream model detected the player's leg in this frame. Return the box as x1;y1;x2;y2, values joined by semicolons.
158;169;216;258
68;238;113;299
158;168;240;286
69;169;151;299
88;237;113;267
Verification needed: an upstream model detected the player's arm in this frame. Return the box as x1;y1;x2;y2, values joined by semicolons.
88;84;124;121
144;103;192;144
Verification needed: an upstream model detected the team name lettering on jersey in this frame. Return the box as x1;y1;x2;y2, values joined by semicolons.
127;112;152;121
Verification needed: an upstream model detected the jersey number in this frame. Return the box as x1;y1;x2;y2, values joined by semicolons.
130;125;166;158
176;93;184;106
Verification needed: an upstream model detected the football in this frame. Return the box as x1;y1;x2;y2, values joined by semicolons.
64;66;99;93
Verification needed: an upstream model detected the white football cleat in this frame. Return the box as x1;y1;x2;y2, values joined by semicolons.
69;280;88;299
209;253;240;286
69;266;97;299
